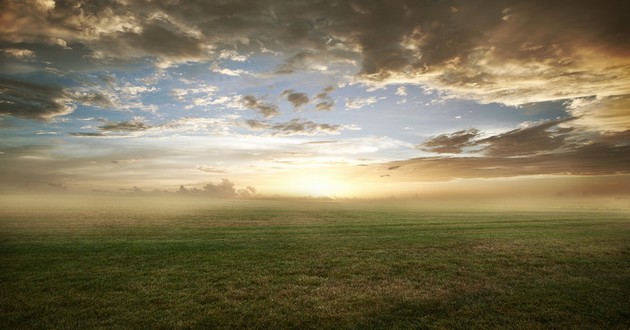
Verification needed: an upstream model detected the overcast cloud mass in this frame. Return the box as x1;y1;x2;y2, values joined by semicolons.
0;0;628;197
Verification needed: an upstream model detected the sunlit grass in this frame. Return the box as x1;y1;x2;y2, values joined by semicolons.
1;196;629;328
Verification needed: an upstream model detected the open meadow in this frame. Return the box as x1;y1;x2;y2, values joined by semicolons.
1;195;629;329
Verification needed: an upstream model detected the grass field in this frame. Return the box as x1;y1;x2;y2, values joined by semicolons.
1;195;629;329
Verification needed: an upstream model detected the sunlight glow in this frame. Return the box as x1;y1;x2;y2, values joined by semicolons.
289;173;355;197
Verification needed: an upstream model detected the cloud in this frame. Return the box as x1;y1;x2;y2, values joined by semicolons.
270;119;343;136
117;85;159;96
347;1;630;109
2;0;627;91
158;116;238;134
567;95;630;132
383;142;630;182
393;120;630;182
345;129;630;194
218;49;248;62
211;66;249;77
420;129;481;154
281;89;309;109
301;136;412;155
476;118;575;157
0;76;74;120
1;0;629;197
315;101;335;111
314;86;335;111
170;85;218;102
69;132;106;137
241;95;279;118
170;85;227;108
274;50;355;74
70;116;238;137
178;178;239;198
244;118;359;136
196;164;226;173
345;96;380;110
243;119;270;131
237;186;257;198
99;120;152;132
3;0;625;118
395;86;407;96
68;90;118;109
420;118;576;156
2;48;36;60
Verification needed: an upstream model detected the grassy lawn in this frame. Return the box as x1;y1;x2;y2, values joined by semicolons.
1;196;629;329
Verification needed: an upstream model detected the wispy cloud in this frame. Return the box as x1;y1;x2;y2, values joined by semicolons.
99;120;152;132
345;96;380;110
196;164;227;173
244;118;360;136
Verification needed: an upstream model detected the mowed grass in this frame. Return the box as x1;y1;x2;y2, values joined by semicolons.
0;196;629;329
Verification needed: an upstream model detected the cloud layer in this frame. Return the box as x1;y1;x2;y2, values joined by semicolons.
2;0;629;127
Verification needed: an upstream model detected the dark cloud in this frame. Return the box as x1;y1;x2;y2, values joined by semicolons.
244;119;270;131
315;101;334;111
420;128;481;154
476;118;575;156
270;119;343;136
244;118;349;136
0;76;73;120
67;120;152;137
275;51;315;74
241;95;279;119
0;75;121;121
69;132;105;137
389;127;630;182
99;120;152;132
108;17;206;62
384;144;630;182
282;89;309;109
2;0;627;110
314;86;335;111
420;118;576;156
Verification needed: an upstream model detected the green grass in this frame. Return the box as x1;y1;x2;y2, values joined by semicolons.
1;196;629;329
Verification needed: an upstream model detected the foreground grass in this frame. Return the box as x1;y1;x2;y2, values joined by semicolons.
0;196;629;329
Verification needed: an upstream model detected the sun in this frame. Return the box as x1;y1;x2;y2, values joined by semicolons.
288;173;354;197
304;180;339;197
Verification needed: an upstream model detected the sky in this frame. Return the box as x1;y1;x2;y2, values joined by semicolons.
1;0;629;198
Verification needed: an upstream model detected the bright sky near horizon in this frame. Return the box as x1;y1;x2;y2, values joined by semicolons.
1;0;629;198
